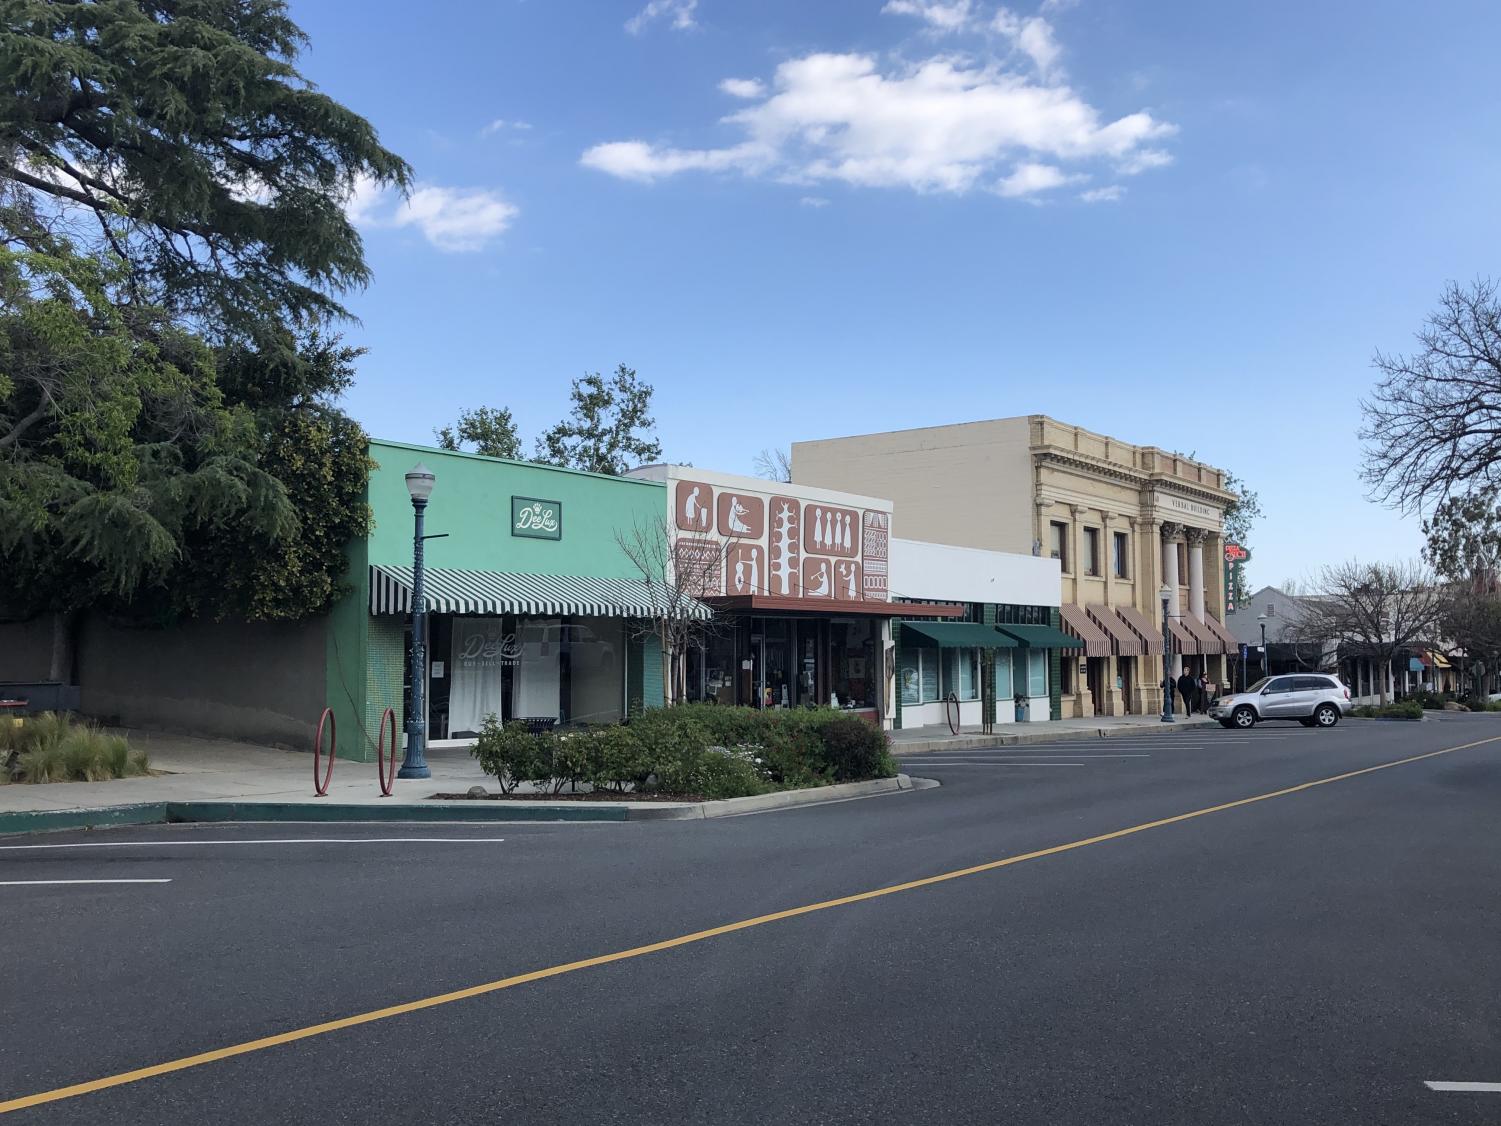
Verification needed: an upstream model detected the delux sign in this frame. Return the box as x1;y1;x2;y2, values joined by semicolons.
511;496;561;540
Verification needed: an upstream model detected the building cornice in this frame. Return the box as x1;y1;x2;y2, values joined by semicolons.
1033;447;1235;506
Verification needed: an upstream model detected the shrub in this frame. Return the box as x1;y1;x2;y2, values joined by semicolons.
817;715;897;782
587;724;649;793
471;715;545;793
1351;701;1423;719
5;714;147;783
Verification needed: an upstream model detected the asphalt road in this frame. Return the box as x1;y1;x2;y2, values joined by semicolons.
2;715;1499;1124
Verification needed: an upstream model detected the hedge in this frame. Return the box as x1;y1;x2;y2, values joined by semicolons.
471;705;897;800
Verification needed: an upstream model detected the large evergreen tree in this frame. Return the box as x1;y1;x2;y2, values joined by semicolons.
0;1;408;676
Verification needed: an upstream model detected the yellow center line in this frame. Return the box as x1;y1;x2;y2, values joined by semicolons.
3;735;1494;1116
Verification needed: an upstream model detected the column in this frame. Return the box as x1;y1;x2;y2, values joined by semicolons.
1161;522;1184;678
1187;528;1206;623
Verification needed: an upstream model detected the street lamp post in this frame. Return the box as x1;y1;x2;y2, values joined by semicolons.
399;462;435;780
1159;583;1175;723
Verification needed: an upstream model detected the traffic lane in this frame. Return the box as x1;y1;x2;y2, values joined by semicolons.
21;735;1499;1126
3;723;1494;1103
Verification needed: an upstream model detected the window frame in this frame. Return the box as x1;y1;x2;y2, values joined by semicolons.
1083;526;1101;577
1027;649;1047;697
1048;521;1070;573
1112;531;1129;579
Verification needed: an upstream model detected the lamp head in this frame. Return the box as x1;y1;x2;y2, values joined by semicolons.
1158;584;1172;603
405;462;436;503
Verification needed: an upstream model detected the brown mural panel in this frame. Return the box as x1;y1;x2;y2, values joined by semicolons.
861;510;890;601
726;542;767;596
833;559;862;601
803;503;857;557
716;491;765;540
674;538;722;597
767;496;801;598
801;555;836;599
675;479;715;533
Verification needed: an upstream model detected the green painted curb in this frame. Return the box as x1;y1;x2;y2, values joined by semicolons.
0;803;167;836
0;798;628;836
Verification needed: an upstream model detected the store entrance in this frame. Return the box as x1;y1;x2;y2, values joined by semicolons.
754;619;792;708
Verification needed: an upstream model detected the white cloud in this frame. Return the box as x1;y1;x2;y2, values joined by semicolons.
799;196;830;207
346;176;518;252
882;0;975;32
992;7;1064;78
581;51;1175;197
1119;148;1173;174
719;77;767;99
625;0;697;34
1079;184;1124;202
994;161;1078;197
481;118;533;136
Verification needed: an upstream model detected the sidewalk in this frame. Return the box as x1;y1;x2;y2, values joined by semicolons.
892;713;1216;754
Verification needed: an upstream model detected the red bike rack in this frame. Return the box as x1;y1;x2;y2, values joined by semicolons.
945;691;961;736
313;707;336;796
376;707;397;796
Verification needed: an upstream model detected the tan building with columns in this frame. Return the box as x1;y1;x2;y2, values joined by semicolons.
791;416;1238;717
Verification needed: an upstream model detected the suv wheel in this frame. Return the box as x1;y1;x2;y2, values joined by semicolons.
1313;703;1340;728
1232;706;1257;729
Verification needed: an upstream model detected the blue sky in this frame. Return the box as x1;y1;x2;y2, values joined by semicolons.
292;0;1501;590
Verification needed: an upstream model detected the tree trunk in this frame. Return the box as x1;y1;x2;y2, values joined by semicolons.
49;610;78;684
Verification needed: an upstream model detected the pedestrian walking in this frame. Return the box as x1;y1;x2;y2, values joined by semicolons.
1177;670;1198;715
1197;672;1212;713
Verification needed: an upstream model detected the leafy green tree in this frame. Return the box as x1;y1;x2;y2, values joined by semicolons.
0;244;294;675
535;364;662;475
1221;470;1262;546
1;0;410;337
435;406;522;460
1422;491;1501;582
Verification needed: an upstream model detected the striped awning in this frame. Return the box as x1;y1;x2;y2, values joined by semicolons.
370;566;712;619
1086;604;1147;657
1178;614;1219;655
1059;604;1112;658
1200;613;1238;653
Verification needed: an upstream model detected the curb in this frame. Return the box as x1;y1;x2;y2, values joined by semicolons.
893;719;1219;755
0;775;927;836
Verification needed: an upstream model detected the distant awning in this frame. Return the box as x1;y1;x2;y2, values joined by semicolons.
1086;605;1146;657
1430;650;1452;669
1409;656;1426;672
370;566;711;619
902;622;1017;648
995;623;1083;649
1200;613;1239;653
1179;614;1223;655
1059;604;1112;657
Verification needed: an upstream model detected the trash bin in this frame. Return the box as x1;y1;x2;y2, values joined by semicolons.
1014;693;1029;723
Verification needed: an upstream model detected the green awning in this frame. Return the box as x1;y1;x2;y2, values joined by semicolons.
995;623;1083;649
901;621;1017;648
370;566;711;620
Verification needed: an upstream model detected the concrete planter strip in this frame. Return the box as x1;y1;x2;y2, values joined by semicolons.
0;776;925;835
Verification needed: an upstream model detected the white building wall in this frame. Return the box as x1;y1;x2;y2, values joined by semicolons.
889;538;1061;608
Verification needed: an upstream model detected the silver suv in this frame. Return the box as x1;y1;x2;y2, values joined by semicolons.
1210;674;1351;729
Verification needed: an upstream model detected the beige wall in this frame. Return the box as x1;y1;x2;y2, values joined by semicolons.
792;418;1033;553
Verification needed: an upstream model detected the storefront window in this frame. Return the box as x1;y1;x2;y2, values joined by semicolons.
1028;649;1047;697
943;649;979;701
563;617;625;725
829;619;875;709
514;618;561;720
448;616;516;737
898;647;941;704
996;649;1014;699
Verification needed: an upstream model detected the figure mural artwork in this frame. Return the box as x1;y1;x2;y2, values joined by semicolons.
804;504;857;557
802;556;834;598
674;538;723;597
676;480;715;532
726;543;765;595
717;492;764;539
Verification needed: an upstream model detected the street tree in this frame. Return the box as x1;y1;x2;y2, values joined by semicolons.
535;365;662;475
614;517;731;707
435;406;522;460
754;447;792;483
1;0;410;337
1221;470;1262;546
1421;491;1501;582
1289;560;1444;704
1361;279;1501;511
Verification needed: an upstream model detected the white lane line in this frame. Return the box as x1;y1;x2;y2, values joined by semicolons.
0;837;508;851
0;878;172;886
900;754;1150;759
1424;1081;1501;1093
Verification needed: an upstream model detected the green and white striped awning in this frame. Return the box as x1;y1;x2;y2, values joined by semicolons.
370;566;712;620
